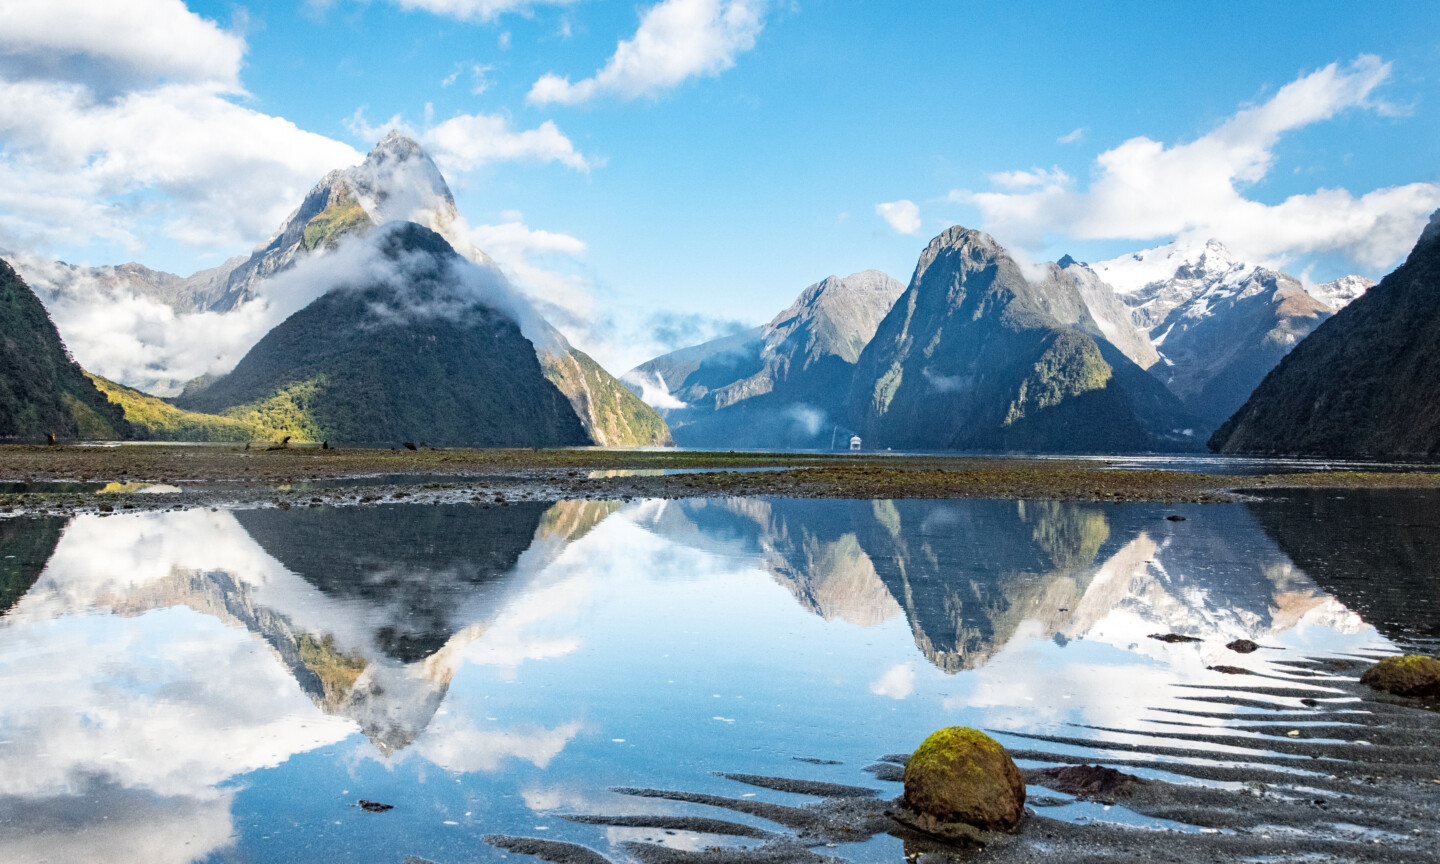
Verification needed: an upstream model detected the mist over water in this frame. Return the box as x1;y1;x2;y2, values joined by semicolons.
0;492;1429;863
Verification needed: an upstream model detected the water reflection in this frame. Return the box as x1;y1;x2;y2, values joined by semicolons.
0;492;1427;863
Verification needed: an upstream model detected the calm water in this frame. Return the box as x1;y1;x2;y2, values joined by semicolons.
0;491;1435;863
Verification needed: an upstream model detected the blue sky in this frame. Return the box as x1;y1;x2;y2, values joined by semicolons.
2;0;1438;372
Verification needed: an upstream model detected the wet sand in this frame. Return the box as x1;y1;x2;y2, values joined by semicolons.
482;655;1440;863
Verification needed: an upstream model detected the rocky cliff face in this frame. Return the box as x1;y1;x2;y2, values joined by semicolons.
627;270;904;447
1211;209;1440;456
847;226;1200;452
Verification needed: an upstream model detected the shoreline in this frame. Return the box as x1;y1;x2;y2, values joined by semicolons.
2;444;1439;516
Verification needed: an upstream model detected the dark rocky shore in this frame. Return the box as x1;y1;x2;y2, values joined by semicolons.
1;444;1439;517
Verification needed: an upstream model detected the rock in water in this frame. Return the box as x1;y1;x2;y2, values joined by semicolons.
903;727;1025;832
1360;655;1440;699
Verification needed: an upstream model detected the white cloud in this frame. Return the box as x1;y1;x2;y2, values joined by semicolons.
958;55;1440;271
527;0;768;105
350;108;594;174
0;3;362;259
875;199;921;235
1057;127;1085;144
426;112;595;172
869;663;914;699
0;0;245;92
471;216;598;349
987;167;1071;190
391;0;576;23
0;78;362;254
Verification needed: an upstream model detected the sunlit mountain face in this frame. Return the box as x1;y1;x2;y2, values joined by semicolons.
0;493;1418;863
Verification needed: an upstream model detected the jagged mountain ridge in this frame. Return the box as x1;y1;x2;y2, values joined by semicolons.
626;270;904;447
1087;239;1380;426
1211;209;1440;456
847;226;1202;452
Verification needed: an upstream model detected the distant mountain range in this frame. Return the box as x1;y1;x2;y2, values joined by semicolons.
626;270;903;447
630;226;1381;452
1093;239;1366;427
1211;209;1440;456
7;130;1426;455
849;227;1200;451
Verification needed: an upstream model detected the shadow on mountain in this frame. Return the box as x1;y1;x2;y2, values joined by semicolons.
233;502;551;663
1247;489;1440;647
0;516;66;615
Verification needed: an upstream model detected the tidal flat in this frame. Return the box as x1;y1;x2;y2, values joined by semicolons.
2;449;1439;863
1;444;1439;516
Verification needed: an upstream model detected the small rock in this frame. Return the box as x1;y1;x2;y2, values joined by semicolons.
1360;655;1440;700
1165;514;1187;521
1207;665;1252;675
1148;633;1202;643
357;800;393;812
1037;765;1145;799
1227;639;1260;654
902;727;1025;833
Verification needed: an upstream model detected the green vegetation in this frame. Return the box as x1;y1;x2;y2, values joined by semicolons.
88;374;263;441
214;377;329;441
0;516;66;614
0;259;129;440
297;632;368;702
904;726;1025;831
1004;331;1112;424
542;346;673;447
177;224;590;447
1359;654;1440;699
301;194;371;252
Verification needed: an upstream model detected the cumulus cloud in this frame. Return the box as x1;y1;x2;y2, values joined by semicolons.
0;1;362;258
956;55;1440;271
527;0;768;105
0;0;245;93
875;199;921;235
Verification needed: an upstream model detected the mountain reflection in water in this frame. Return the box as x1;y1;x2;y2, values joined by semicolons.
0;492;1429;864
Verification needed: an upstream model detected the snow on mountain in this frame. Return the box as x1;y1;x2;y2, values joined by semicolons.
1308;274;1376;310
1091;239;1335;427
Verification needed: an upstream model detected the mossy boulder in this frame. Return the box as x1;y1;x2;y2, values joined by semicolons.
1360;655;1440;699
902;727;1025;833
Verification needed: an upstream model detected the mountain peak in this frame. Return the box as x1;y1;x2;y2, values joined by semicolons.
1420;207;1440;249
1056;254;1078;269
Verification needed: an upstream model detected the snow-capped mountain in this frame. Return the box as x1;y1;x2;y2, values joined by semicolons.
207;130;490;313
1089;239;1367;427
1308;274;1376;310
